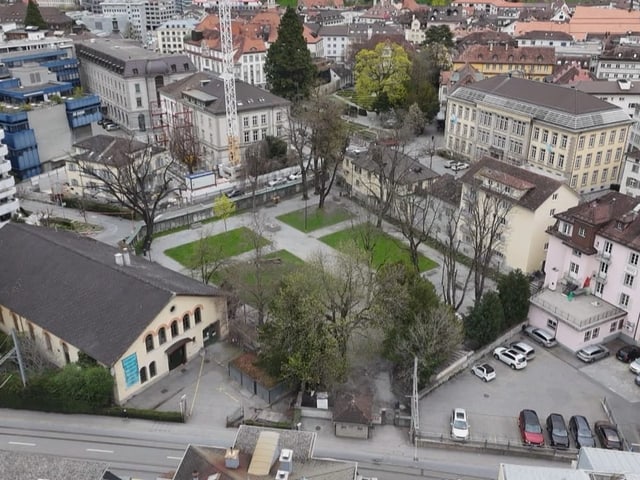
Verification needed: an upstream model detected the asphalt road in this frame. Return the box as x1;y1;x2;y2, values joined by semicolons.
0;409;561;480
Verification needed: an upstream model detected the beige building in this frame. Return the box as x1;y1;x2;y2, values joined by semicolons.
65;135;175;202
457;157;580;273
446;75;633;195
0;223;228;404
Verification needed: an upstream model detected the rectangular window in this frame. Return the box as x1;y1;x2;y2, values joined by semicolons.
533;127;540;141
609;130;616;144
531;146;537;159
602;169;608;182
136;97;142;108
134;83;141;94
243;131;250;142
605;149;612;164
610;320;618;332
599;132;606;146
615;147;622;160
542;130;549;142
592;327;600;339
585;154;592;168
595;152;602;165
612;166;619;179
604;240;613;254
539;149;546;162
620;293;630;307
589;134;596;148
243;117;249;128
575;155;582;169
261;114;267;125
252;115;258;126
578;227;586;237
496;115;508;131
550;208;556;216
570;262;580;275
591;170;599;184
551;132;558;145
630;252;639;266
549;152;555;166
624;273;635;287
561;135;568;148
578;136;585;149
596;281;605;295
558;154;565;169
584;330;592;342
252;130;259;141
581;173;588;186
561;222;572;235
547;318;557;330
619;128;626;142
571;175;578;188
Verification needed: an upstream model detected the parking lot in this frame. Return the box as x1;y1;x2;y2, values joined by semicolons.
418;332;635;449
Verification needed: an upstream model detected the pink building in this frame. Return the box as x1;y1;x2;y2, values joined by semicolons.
529;192;640;352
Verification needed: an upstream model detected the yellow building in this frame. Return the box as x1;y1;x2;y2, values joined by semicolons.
457;157;580;273
0;223;228;404
446;75;633;195
452;44;555;81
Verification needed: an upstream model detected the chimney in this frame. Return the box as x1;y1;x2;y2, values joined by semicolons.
122;249;131;266
225;448;240;469
191;470;199;480
114;253;124;266
279;449;293;473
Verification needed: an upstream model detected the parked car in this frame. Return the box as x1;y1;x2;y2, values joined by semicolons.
105;123;120;131
444;160;458;169
493;347;527;369
226;188;244;198
576;344;610;363
636;374;640;387
288;170;302;181
594;421;623;450
546;413;570;449
471;363;496;382
518;409;545;446
267;177;286;187
616;345;640;363
450;408;470;441
569;415;595;449
451;162;469;172
629;359;640;374
523;326;557;348
509;341;536;361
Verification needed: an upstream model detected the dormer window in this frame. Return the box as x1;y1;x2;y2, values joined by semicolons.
616;220;624;230
560;221;572;236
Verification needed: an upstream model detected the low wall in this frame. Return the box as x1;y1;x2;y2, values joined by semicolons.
298;406;333;420
418;322;527;399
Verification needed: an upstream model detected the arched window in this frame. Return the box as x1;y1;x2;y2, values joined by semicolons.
194;307;202;324
158;327;167;345
183;314;190;331
140;367;148;383
149;361;157;378
145;334;154;352
171;320;179;337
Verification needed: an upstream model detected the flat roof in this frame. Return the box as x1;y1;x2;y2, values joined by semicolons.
0;451;108;480
500;463;590;480
578;446;640;473
248;431;280;476
530;287;626;331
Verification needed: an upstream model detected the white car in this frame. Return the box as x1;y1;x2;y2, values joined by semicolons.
450;408;470;441
630;358;640;374
471;363;496;382
288;170;302;181
493;347;527;370
267;177;286;187
451;162;469;172
444;160;458;168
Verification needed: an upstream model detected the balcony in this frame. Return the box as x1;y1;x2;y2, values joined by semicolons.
597;250;612;263
0;176;15;193
531;288;625;331
0;161;10;175
595;270;608;284
0;197;19;217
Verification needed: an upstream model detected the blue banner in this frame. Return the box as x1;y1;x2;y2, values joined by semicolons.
121;353;139;388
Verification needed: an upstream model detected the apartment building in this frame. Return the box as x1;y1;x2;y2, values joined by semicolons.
445;75;633;194
452;44;555;81
457;157;580;274
531;192;640;351
569;79;640;117
76;38;194;135
620;151;640;198
156;71;289;169
156;19;198;54
101;0;176;45
0;129;18;227
594;45;640;81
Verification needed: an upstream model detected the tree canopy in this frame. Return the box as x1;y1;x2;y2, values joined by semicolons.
354;41;411;112
423;25;455;49
464;291;505;348
498;269;531;327
24;0;47;29
264;7;316;102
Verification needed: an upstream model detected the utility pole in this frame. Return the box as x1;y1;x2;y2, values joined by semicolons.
410;356;419;461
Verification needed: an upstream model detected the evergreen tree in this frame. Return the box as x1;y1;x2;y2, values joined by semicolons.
264;7;316;102
464;291;505;348
498;269;531;326
24;0;47;30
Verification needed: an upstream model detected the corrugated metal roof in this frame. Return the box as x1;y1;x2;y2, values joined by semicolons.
578;447;640;473
501;463;590;480
247;431;280;476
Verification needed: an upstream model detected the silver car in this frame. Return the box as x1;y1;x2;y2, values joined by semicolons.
576;344;610;363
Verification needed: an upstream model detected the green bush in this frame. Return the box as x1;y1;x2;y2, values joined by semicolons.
63;196;136;220
101;407;184;423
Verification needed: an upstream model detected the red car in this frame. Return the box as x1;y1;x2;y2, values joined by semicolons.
519;409;545;446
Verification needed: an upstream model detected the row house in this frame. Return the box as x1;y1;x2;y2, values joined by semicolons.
156;71;289;169
445;75;633;195
570;79;640;118
620;150;640;198
156;19;198;54
530;192;640;351
318;22;404;65
593;45;640;81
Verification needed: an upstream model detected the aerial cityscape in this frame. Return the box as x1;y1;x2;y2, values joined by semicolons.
1;0;640;478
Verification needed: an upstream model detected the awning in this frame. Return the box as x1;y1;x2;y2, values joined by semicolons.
165;338;191;355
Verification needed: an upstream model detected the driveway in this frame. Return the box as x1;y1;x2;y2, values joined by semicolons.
419;332;611;447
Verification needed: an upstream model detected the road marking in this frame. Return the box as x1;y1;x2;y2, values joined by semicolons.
86;448;114;453
167;456;182;460
9;441;35;446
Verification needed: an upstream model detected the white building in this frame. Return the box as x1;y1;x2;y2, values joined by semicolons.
0;129;18;227
620;150;640;197
569;79;640;118
156;19;198;54
156;71;289;169
404;16;426;46
594;45;640;81
76;38;195;135
101;0;176;45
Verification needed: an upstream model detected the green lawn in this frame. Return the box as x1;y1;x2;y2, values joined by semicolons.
320;224;438;272
276;0;297;6
276;206;353;232
164;226;269;267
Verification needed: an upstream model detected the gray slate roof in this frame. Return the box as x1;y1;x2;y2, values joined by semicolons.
0;451;108;480
73;135;149;167
0;223;221;366
347;146;439;185
159;71;290;115
450;75;632;131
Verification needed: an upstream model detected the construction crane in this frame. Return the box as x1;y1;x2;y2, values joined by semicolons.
218;0;241;172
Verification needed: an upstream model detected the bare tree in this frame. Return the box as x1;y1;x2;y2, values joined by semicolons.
307;96;349;209
461;185;512;302
187;230;229;284
74;136;179;255
395;187;438;272
242;140;268;210
440;204;472;310
287;104;314;200
168;113;202;174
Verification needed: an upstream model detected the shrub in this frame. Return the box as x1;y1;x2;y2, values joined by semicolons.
101;407;184;423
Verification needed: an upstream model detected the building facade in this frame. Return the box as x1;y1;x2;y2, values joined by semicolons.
457;157;580;274
0;129;18;226
76;38;194;135
156;19;198;54
0;222;228;404
594;45;640;81
156;71;289;169
446;76;633;194
101;0;176;45
620;151;640;198
530;192;640;351
570;79;640;118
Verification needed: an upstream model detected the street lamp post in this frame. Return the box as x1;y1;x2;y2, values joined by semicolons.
429;135;435;170
304;196;308;232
